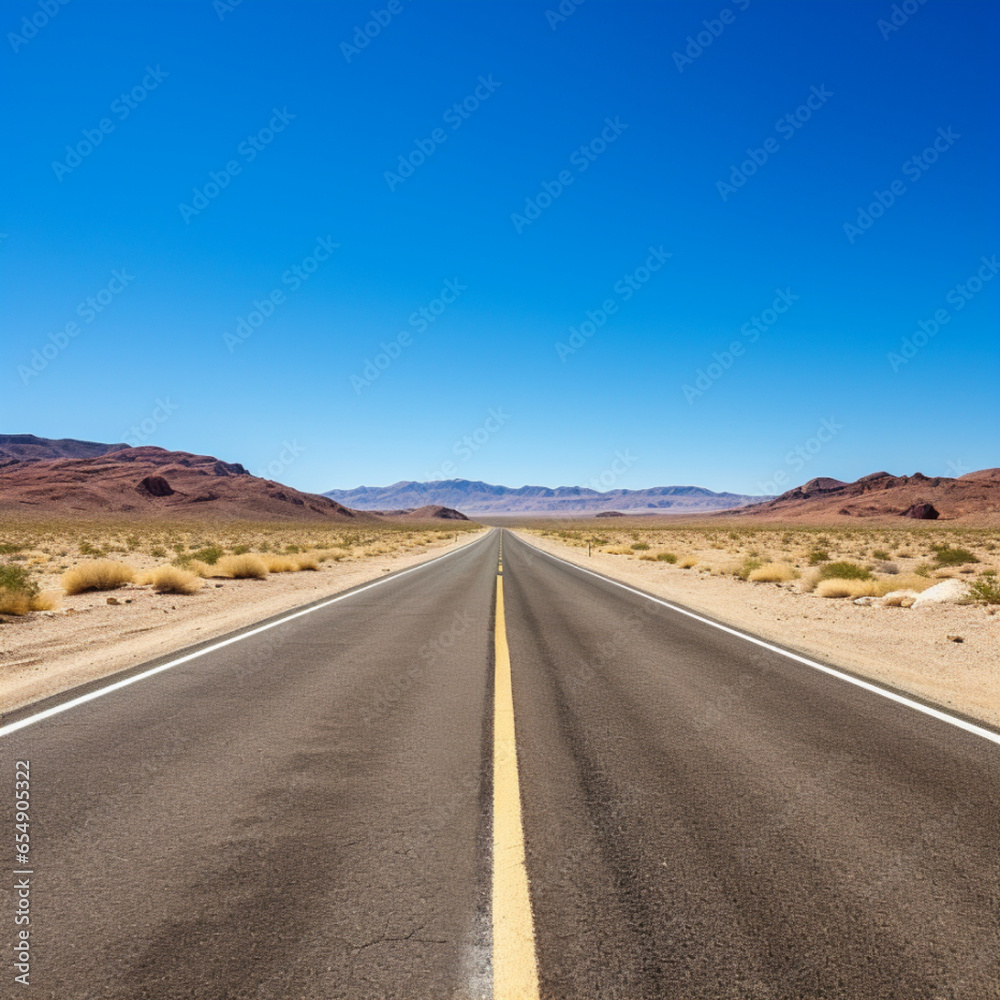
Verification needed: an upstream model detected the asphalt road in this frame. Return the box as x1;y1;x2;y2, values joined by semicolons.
2;528;998;999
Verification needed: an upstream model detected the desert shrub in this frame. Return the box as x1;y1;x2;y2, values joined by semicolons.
931;545;978;567
631;542;650;551
817;561;872;582
656;552;677;563
231;544;251;555
874;561;899;575
748;562;798;583
294;554;321;571
0;564;42;615
62;560;135;595
815;579;880;599
678;556;698;569
734;557;763;580
150;546;167;559
79;541;105;557
807;549;830;565
966;572;1000;604
0;543;26;555
189;545;224;566
872;549;891;561
145;566;202;595
212;554;269;579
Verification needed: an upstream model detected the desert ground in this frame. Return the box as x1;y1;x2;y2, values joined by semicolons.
511;519;999;727
0;518;485;712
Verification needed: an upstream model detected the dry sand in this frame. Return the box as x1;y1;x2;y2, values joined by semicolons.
515;531;999;729
0;530;486;714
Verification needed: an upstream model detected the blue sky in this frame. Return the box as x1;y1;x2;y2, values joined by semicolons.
3;0;997;495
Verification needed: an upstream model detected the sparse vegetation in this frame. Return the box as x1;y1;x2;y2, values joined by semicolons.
931;545;979;567
966;572;1000;604
523;521;998;609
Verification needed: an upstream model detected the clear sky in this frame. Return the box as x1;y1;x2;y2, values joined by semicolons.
3;0;997;495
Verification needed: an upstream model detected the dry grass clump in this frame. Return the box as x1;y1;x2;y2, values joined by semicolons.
878;573;934;594
294;553;320;571
212;554;269;579
62;560;135;595
815;579;881;599
142;566;203;595
748;562;798;583
0;564;55;615
262;554;298;573
678;556;698;569
32;589;61;611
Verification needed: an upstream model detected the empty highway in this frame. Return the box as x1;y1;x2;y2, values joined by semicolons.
2;529;998;999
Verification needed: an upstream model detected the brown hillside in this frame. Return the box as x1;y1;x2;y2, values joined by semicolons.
729;469;1000;525
0;446;376;523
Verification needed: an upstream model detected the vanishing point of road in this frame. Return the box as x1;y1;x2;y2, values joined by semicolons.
2;529;998;998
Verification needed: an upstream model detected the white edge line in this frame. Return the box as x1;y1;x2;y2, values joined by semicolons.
511;532;1000;748
0;530;495;739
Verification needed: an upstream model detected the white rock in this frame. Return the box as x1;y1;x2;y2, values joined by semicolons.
911;578;970;607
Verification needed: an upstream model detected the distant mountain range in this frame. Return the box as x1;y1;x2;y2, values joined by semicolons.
323;479;769;515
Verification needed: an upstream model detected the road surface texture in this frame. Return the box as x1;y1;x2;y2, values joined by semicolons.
1;528;997;999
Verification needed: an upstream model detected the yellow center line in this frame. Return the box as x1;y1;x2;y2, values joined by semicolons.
492;558;540;1000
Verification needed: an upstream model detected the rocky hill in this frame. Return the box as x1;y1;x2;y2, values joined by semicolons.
0;444;375;523
729;470;1000;524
